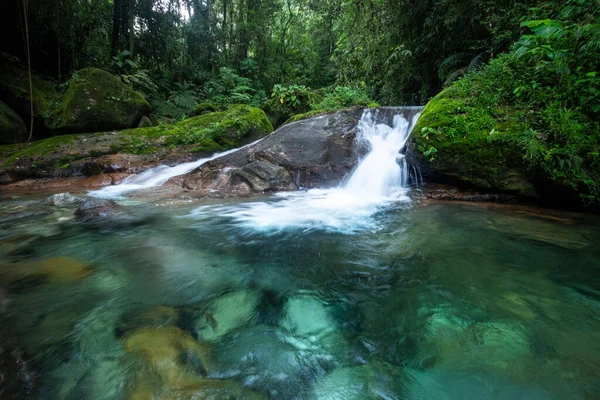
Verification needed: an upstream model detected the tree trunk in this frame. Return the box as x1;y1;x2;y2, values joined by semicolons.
111;0;123;55
128;0;134;54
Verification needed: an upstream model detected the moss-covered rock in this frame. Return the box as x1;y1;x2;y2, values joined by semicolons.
0;101;28;144
189;102;218;116
0;104;273;183
0;68;59;137
406;87;536;197
52;68;151;134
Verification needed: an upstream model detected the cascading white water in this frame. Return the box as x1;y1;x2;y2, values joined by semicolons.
191;108;422;232
89;144;251;199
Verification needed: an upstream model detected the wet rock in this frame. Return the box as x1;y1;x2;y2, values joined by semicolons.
214;324;332;398
129;378;267;400
123;326;211;388
418;308;531;377
195;290;261;341
280;295;336;338
180;108;364;192
118;306;181;336
234;161;295;192
1;256;91;287
74;199;126;223
44;192;84;206
403;368;554;400
311;366;370;399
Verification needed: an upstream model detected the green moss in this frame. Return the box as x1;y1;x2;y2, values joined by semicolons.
411;85;534;194
52;68;151;133
0;104;273;171
2;134;79;166
116;104;272;154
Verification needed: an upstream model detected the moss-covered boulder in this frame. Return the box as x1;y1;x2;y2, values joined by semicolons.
406;89;536;196
407;53;600;209
53;68;151;134
0;101;28;144
0;68;59;136
0;104;272;183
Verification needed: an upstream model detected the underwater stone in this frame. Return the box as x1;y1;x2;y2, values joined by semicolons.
280;295;336;338
74;198;126;223
195;289;261;341
123;325;211;389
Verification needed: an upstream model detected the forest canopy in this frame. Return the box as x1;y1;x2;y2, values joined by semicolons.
2;0;582;109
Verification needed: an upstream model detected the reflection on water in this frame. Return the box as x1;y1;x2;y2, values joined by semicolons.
0;195;599;399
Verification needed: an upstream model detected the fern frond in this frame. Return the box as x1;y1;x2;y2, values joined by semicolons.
438;53;472;81
443;68;466;87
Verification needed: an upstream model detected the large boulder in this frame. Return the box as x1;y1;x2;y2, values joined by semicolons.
0;101;28;144
405;91;536;197
53;68;151;134
179;108;363;193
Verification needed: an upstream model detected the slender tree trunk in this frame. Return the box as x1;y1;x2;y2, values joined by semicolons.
223;0;228;62
56;0;61;80
128;0;134;54
21;0;34;142
111;0;123;54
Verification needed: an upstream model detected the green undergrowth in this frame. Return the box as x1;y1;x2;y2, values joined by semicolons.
413;1;600;205
1;135;78;166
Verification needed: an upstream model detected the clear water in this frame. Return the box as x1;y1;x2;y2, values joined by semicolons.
1;194;599;399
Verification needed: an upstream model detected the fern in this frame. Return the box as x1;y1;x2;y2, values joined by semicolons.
441;53;486;87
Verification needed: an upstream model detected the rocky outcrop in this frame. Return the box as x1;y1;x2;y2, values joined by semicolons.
53;68;151;134
0;101;28;144
179;107;364;193
0;105;273;186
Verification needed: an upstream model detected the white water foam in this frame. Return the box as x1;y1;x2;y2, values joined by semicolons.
190;109;421;233
89;141;258;199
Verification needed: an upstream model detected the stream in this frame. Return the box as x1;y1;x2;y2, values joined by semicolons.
0;109;599;399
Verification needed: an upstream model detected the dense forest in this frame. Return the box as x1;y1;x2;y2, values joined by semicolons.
0;0;599;204
4;0;594;106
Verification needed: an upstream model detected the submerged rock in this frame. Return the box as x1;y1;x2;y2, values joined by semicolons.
214;324;333;398
123;325;211;389
310;362;405;400
74;199;126;223
1;256;91;288
180;108;363;192
44;192;84;206
195;290;261;341
280;295;336;338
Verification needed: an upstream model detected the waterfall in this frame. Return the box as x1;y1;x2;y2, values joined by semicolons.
191;107;422;232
